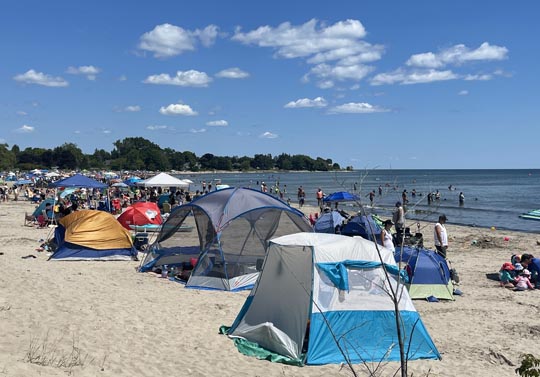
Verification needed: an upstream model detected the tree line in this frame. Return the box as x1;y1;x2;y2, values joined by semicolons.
0;137;345;172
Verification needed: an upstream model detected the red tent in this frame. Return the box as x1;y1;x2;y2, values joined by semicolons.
117;202;162;230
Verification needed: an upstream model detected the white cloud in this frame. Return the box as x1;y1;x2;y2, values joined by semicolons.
102;129;111;134
118;75;127;81
260;131;278;139
0;138;6;143
232;19;382;88
284;97;328;108
215;67;250;79
159;102;198;116
206;120;228;127
306;63;374;85
370;68;458;85
464;73;492;81
146;125;174;131
14;125;35;133
13;69;68;87
138;23;218;58
328;102;389;114
458;90;469;96
124;105;141;112
74;130;81;134
143;70;212;87
406;42;508;68
66;65;101;80
190;128;206;133
16;111;28;116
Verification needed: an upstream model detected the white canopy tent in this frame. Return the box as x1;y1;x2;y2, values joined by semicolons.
136;172;190;188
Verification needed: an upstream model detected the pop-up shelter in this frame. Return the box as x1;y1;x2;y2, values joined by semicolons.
49;210;136;261
140;187;312;291
341;214;382;243
394;246;454;301
224;233;440;365
313;211;345;233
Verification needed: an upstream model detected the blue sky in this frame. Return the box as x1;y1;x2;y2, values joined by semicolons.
1;1;538;169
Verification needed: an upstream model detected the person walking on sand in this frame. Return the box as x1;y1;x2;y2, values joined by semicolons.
434;214;449;258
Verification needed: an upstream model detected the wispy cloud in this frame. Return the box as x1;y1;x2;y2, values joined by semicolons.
284;96;328;108
124;105;141;112
215;67;250;79
406;42;508;68
232;19;383;88
146;125;175;131
102;129;111;134
66;65;101;80
370;69;459;86
190;128;207;133
14;125;35;133
206;120;228;127
13;69;68;87
138;23;218;58
458;90;469;96
143;70;212;87
260;131;278;139
328;102;389;114
16;111;28;116
159;102;198;116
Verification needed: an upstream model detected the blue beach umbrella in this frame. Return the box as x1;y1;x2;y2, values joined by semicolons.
323;191;360;203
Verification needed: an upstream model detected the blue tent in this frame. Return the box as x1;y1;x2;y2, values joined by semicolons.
341;215;382;243
33;198;55;217
124;177;142;186
323;191;360;203
394;246;454;300
49;174;107;189
140;187;313;291
313;211;345;233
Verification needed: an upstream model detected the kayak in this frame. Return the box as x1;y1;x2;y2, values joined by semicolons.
519;209;540;221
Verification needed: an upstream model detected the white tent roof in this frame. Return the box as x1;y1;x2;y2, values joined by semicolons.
136;172;189;188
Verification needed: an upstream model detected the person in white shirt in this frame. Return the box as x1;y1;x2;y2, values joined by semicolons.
434;214;448;258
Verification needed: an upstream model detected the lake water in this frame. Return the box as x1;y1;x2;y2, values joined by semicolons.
176;169;540;234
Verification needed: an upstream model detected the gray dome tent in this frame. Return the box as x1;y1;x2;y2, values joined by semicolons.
140;187;312;291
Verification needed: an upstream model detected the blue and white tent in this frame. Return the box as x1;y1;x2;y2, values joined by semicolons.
140;187;312;291
313;211;345;233
225;233;440;365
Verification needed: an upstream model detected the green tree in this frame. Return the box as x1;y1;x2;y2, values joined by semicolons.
0;144;16;170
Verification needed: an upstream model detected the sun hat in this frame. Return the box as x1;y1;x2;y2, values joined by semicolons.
501;262;515;271
514;263;524;271
523;269;531;276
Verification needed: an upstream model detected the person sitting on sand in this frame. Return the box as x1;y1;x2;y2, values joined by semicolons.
499;262;517;288
514;269;534;291
520;253;540;288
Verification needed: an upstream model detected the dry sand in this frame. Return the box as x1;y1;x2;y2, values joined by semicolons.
1;199;539;377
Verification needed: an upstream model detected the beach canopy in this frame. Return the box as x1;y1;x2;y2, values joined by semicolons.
136;172;189;188
140;187;313;291
49;173;107;189
224;232;440;365
394;246;454;300
313;211;345;233
117;201;162;230
49;210;136;261
323;191;360;203
123;177;142;186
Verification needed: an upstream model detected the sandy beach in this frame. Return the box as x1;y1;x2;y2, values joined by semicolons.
1;199;539;377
